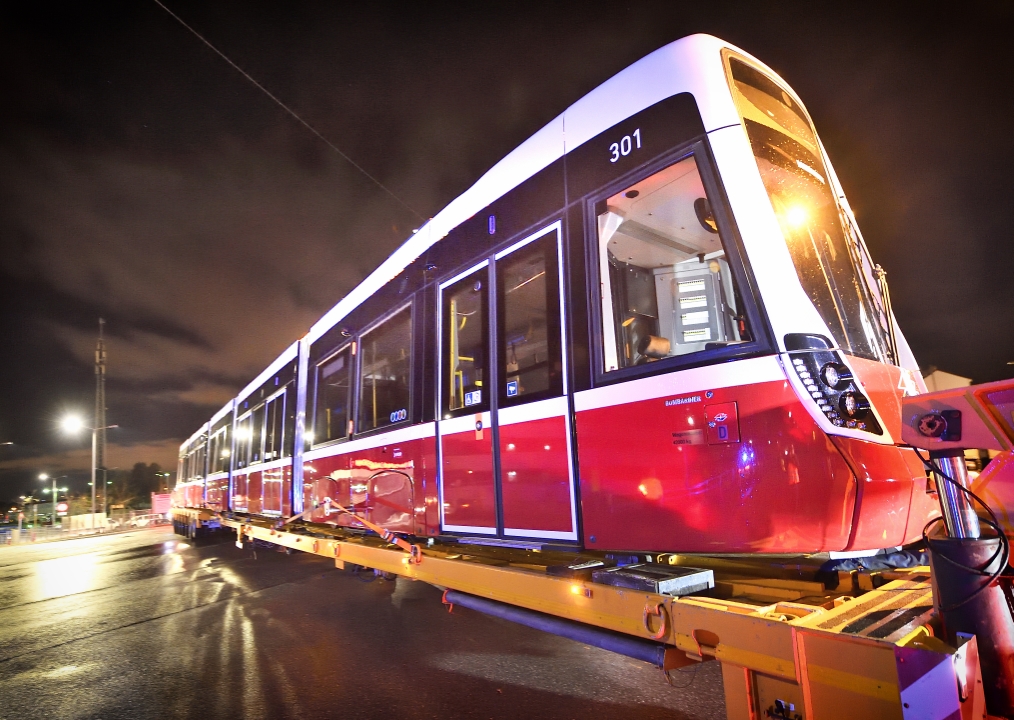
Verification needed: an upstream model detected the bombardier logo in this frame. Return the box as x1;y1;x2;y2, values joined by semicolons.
665;395;701;407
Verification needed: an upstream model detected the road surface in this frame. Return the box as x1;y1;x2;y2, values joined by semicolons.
0;526;725;719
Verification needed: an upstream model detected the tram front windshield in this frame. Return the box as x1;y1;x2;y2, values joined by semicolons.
727;57;893;363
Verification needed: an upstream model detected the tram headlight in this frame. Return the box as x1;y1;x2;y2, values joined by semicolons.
785;205;808;228
784;334;882;436
819;362;852;390
838;392;870;419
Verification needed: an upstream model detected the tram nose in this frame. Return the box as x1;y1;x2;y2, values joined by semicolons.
830;434;938;551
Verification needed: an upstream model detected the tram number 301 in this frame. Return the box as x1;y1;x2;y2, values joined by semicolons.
609;128;642;163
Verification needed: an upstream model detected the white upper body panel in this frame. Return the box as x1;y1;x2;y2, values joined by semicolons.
210;400;233;426
181;422;208;454
235;341;298;405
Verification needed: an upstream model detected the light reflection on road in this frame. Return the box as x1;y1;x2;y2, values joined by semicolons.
28;537;195;603
40;662;94;679
34;553;101;600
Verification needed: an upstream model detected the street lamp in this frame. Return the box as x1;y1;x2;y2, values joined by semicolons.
17;495;28;534
60;415;118;522
21;494;39;527
38;473;68;527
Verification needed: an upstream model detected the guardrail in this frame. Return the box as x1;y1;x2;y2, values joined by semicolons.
1;514;170;545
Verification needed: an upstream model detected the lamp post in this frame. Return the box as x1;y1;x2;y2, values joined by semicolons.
38;474;68;527
17;496;27;534
60;416;117;525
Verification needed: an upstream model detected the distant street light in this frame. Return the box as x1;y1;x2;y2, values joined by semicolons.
38;473;68;527
59;415;84;434
1;441;13;446
59;415;118;522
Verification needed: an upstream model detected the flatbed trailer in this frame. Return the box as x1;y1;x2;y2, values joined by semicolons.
174;376;1014;719
171;504;986;719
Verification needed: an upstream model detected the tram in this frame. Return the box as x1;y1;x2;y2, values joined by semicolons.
174;33;939;555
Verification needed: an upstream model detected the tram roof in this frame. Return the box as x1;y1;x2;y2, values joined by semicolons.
305;33;775;346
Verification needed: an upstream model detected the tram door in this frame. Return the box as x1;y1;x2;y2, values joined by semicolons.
438;226;577;540
259;389;286;516
438;261;497;534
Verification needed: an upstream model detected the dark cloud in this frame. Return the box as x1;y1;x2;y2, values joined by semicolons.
0;1;1011;500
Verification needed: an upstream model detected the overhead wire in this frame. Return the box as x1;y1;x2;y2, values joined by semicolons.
152;0;425;222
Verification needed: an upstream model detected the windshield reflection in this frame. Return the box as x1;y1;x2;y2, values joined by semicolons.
727;56;894;363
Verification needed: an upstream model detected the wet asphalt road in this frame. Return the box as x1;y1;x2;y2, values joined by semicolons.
0;527;725;720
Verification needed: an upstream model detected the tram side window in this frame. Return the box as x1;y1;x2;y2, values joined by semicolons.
207;433;218;474
497;233;562;404
442;270;488;416
314;347;351;445
209;426;230;474
263;391;286;461
249;403;266;464
192;443;206;481
235;412;252;469
597;154;752;371
358;307;412;433
207;431;218;474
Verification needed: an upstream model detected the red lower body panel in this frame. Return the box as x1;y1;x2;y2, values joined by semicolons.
302;435;436;536
499;415;572;534
832;437;940;550
232;472;249;512
205;475;228;511
257;464;292;516
441;422;496;530
576;379;858;553
185;483;203;509
246;471;262;515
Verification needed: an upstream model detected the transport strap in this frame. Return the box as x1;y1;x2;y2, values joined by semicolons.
283;496;423;563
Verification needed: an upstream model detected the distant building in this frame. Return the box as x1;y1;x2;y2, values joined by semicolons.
923;367;972;392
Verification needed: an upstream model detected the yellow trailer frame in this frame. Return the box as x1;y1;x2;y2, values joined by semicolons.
171;507;988;719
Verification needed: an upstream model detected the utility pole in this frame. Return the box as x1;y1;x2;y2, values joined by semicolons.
95;318;107;518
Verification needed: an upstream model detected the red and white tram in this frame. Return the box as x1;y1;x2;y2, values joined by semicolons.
174;34;939;555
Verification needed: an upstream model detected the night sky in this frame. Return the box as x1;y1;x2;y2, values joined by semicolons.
1;2;1011;501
